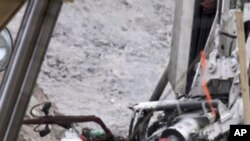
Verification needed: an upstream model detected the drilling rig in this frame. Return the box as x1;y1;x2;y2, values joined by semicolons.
129;0;250;141
0;0;250;141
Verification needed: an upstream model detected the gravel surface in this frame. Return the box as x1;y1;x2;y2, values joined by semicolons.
9;0;175;139
38;0;174;136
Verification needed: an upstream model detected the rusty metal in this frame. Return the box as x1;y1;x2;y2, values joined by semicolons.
23;115;114;139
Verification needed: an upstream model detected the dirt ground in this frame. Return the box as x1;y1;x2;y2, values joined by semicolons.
9;0;175;140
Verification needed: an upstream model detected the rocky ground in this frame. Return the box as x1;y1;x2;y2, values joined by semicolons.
9;0;175;140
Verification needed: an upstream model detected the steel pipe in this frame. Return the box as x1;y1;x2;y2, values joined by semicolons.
0;0;48;139
133;100;219;111
3;0;63;140
149;65;169;101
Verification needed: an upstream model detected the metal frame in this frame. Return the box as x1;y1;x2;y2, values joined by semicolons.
167;0;196;95
0;0;62;140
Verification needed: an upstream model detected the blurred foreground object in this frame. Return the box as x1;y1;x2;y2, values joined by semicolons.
0;29;13;70
0;0;26;30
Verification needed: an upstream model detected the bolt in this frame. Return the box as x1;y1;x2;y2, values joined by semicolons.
230;59;238;72
208;62;216;73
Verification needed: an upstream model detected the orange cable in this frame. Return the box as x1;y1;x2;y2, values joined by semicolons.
200;51;217;118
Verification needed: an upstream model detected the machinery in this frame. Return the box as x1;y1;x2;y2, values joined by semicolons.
129;0;250;141
0;0;250;141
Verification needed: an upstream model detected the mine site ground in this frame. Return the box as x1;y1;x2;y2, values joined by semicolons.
8;0;175;140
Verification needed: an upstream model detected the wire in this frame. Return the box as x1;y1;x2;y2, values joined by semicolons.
220;31;237;39
30;102;49;118
33;124;42;133
200;51;217;118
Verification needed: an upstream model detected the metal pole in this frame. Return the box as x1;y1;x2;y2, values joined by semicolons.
149;65;168;101
4;1;62;140
133;100;219;111
236;11;250;124
0;0;48;138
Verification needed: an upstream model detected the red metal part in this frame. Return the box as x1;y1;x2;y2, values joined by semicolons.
80;135;88;141
23;115;113;140
201;0;216;10
159;138;169;141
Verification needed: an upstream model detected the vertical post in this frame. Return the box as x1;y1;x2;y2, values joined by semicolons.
0;0;48;139
167;0;196;94
236;11;250;124
149;66;168;101
3;0;63;140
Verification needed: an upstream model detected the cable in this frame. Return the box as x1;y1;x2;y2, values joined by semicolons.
30;102;51;118
220;31;237;39
200;51;217;118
